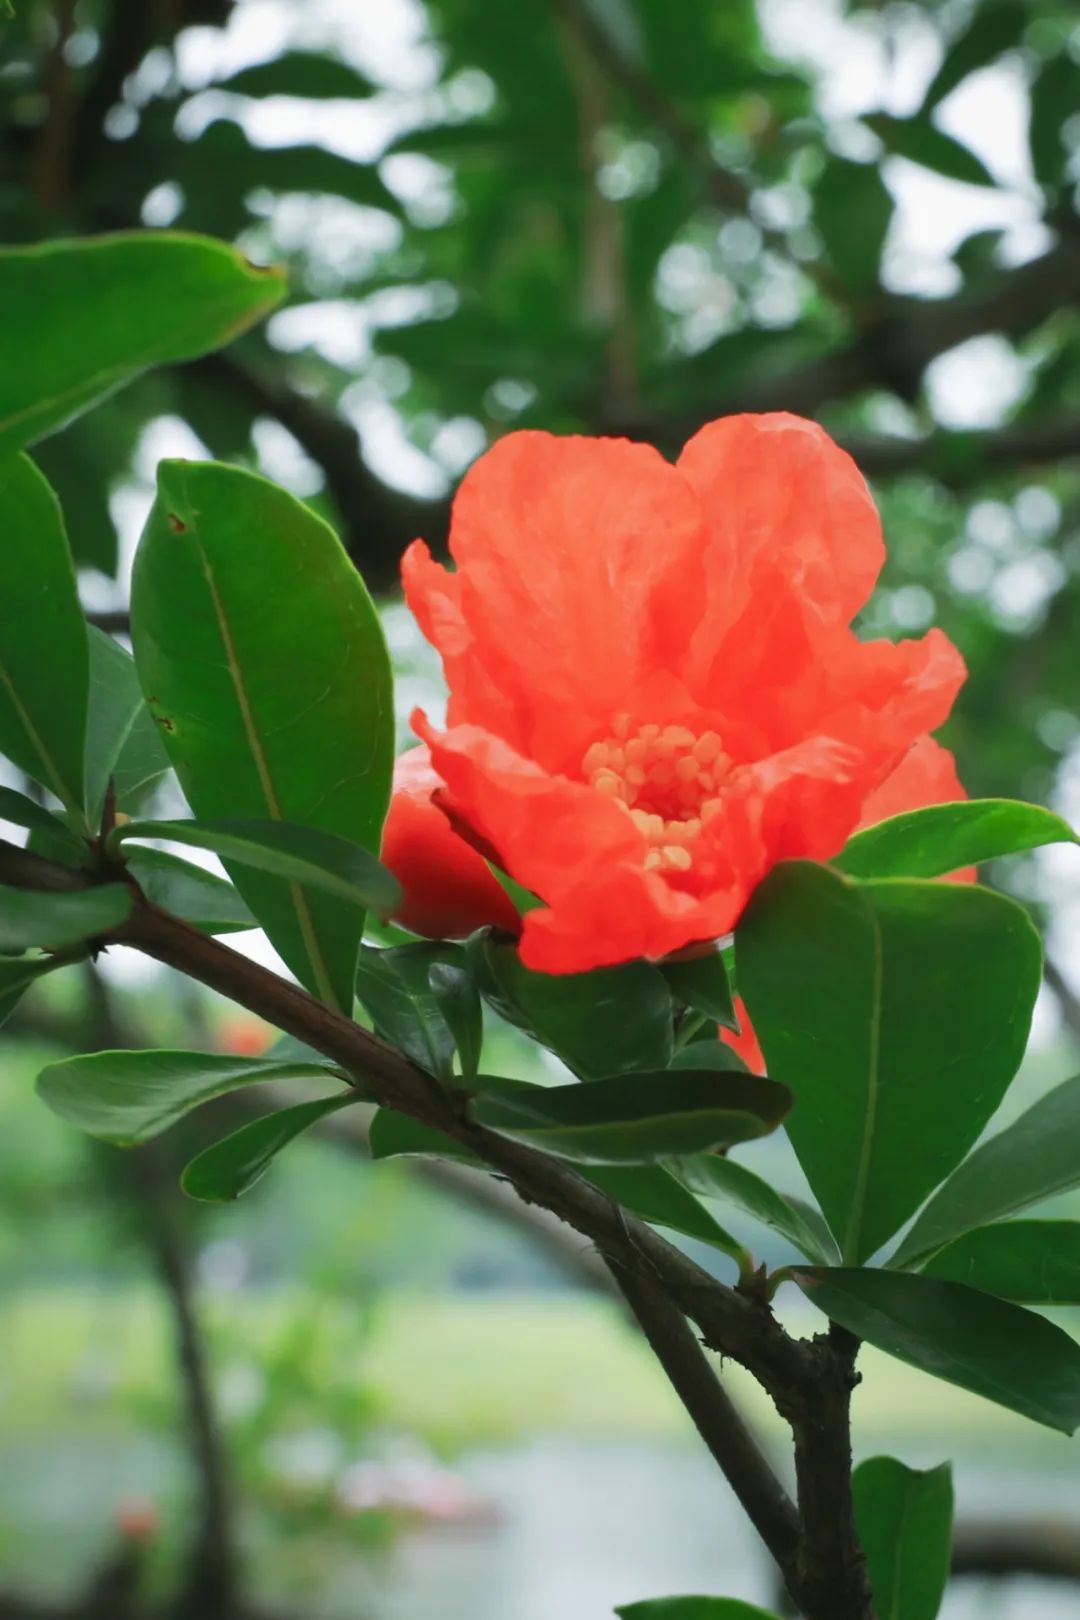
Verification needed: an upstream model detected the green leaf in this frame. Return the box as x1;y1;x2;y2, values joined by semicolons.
85;628;170;822
0;454;89;818
669;1041;749;1074
0;883;130;953
737;862;1040;1264
867;114;997;187
1030;54;1080;188
181;1091;357;1201
367;1109;742;1253
216;51;378;100
36;1048;341;1146
813;156;893;295
117;819;398;917
835;798;1075;879
852;1457;953;1620
662;950;737;1030
470;934;673;1078
0;233;285;455
130;460;395;1012
355;942;459;1078
921;1220;1080;1303
0;787;86;864
472;1070;792;1164
795;1266;1080;1433
920;1;1027;112
429;959;484;1082
124;848;256;934
616;1600;782;1619
892;1074;1080;1267
0;951;69;1028
671;1154;839;1263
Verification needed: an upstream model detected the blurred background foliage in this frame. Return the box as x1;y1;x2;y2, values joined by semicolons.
5;0;1080;1616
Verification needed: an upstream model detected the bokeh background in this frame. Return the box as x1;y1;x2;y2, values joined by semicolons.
3;0;1080;1616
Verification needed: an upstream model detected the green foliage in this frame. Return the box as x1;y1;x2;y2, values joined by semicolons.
616;1600;782;1619
121;848;256;934
922;1220;1080;1303
471;1070;792;1164
835;799;1076;879
470;933;674;1077
892;1074;1080;1267
671;1154;839;1263
130;459;395;1010
737;862;1041;1262
84;627;170;822
0;883;130;952
0;455;88;820
36;1049;345;1146
796;1266;1080;1433
852;1457;953;1620
355;942;464;1078
0;235;285;457
181;1093;358;1201
660;950;736;1030
428;959;484;1081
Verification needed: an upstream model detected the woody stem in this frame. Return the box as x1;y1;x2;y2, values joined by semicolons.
0;838;872;1618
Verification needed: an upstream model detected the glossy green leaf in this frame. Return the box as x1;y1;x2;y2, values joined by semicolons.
124;848;256;934
0;454;88;818
181;1091;357;1201
671;1154;839;1263
662;950;737;1030
852;1457;953;1620
117;819;398;918
355;942;459;1078
471;934;673;1078
616;1599;782;1619
85;627;170;822
131;459;395;1011
0;883;130;953
835;798;1075;879
36;1048;341;1146
892;1074;1080;1267
0;787;86;864
368;1109;743;1253
429;959;484;1082
472;1070;792;1164
795;1266;1080;1433
0;233;285;455
669;1040;748;1074
921;1220;1080;1303
737;862;1040;1263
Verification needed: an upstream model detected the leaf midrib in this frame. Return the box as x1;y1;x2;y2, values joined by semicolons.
190;507;340;1010
0;652;81;818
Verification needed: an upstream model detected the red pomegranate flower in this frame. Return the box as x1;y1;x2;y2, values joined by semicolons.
400;413;966;974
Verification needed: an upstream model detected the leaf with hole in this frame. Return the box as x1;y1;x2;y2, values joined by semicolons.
131;459;395;1011
36;1049;343;1146
853;1457;953;1620
796;1266;1080;1433
182;1091;357;1200
737;862;1040;1264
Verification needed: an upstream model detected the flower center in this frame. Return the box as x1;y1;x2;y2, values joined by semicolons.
583;715;730;873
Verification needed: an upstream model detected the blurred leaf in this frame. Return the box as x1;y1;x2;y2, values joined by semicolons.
836;798;1075;878
0;951;71;1028
892;1074;1080;1267
922;1220;1080;1303
866;114;996;187
355;942;460;1078
853;1457;953;1620
471;933;673;1078
920;1;1027;111
130;459;395;1011
0;882;129;953
813;156;893;296
0;787;86;864
0;233;285;455
37;1048;342;1146
617;1600;783;1619
182;1091;357;1201
117;818;399;917
429;959;484;1081
1030;53;1080;188
216;51;378;100
471;1070;791;1164
795;1266;1080;1433
124;848;256;934
671;1154;839;1263
737;862;1041;1264
0;455;88;819
662;950;737;1029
